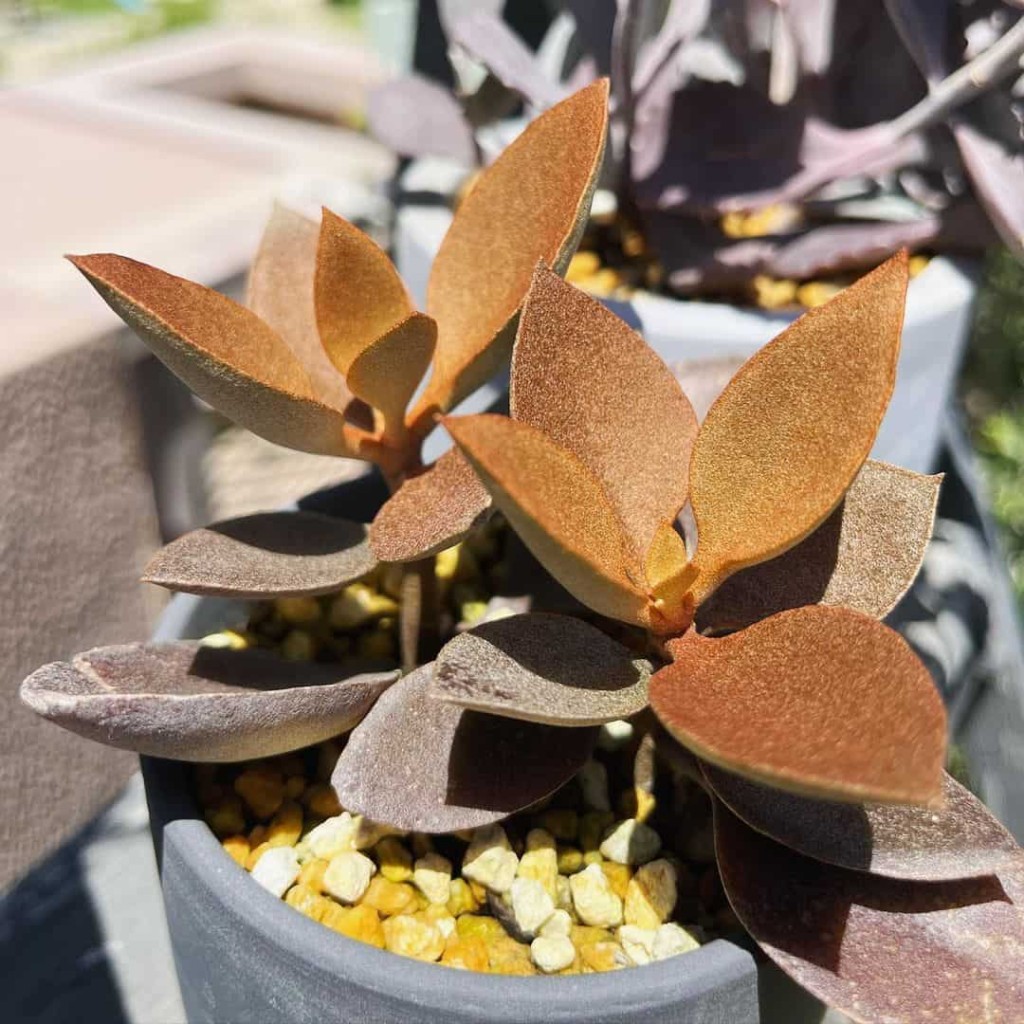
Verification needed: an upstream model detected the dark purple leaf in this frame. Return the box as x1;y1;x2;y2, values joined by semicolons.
954;122;1024;259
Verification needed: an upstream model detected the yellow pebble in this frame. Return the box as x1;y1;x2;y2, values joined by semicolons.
796;281;843;308
581;268;621;298
326;904;386;948
518;831;558;901
751;275;798;311
246;842;271;870
356;629;395;660
284;776;306;800
468;880;489;904
909;254;930;277
624;859;678;930
538;810;578;843
328;584;397;630
455;914;506;942
583;850;604;867
204;796;246;837
557;846;584;875
361;876;420;917
281;629;316;662
285;883;329;922
571;925;615;949
565;251;601;282
383;914;445;962
580;941;622;972
298;857;329;893
199;629;250;650
446;878;480;917
600;862;633;901
487;933;536;975
274;597;321;625
221;835;249;867
376;837;413;882
267;801;303;848
579;811;614;852
303;783;342;819
234;766;285;820
441;935;490;971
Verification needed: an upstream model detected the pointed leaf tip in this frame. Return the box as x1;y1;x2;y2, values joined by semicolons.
332;663;597;832
689;253;909;601
143;511;376;598
432;613;651;726
652;605;946;806
70;253;355;456
419;79;609;417
21;643;398;761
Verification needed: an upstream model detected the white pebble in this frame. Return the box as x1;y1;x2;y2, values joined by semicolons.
539;909;573;939
435;916;457;939
577;760;611;811
600;819;662;865
250;846;299;898
569;864;623;928
624;859;678;929
510;877;556;937
618;924;656;966
413;853;453;905
597;719;634;751
463;824;519;894
531;935;576;973
652;922;701;960
323;851;377;904
306;813;359;859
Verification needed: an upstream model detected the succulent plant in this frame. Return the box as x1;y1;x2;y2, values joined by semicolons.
371;0;1024;292
16;71;1024;1020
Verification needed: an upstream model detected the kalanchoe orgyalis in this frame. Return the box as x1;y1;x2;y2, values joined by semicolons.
19;81;610;759
330;254;1023;1020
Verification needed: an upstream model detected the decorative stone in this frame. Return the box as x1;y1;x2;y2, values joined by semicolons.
538;909;572;939
306;813;360;860
577;760;611;811
487;934;536;975
624;859;678;930
250;846;299;898
597;719;634;751
580;941;622;972
569;864;623;928
297;857;329;893
446;878;479;917
285;883;329;922
556;846;583;875
599;861;633;900
266;801;303;848
413;853;453;905
599;819;662;865
531;935;576;973
234;766;285;820
325;904;386;948
361;877;420;917
382;914;445;962
652;922;701;960
323;851;377;904
510;877;556;938
221;835;248;867
518;829;559;899
619;924;657;966
462;825;519;893
376;836;413;882
441;935;489;971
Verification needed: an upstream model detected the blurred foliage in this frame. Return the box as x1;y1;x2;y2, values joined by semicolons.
962;249;1024;606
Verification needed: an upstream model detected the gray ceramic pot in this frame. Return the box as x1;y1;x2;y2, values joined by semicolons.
140;477;829;1024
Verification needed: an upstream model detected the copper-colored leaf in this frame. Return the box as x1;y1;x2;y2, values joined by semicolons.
69;254;355;456
332;663;597;832
704;766;1019;882
688;254;908;603
446;414;649;625
651;605;946;805
315;208;413;375
247;204;351;409
415;79;609;420
431;613;650;726
698;461;941;632
714;801;1024;1024
369;448;492;562
142;511;376;598
511;265;697;552
346;314;436;440
20;643;398;762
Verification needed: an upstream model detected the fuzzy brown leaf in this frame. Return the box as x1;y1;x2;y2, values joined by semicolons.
698;461;941;632
688;253;908;603
652;606;946;806
431;613;651;726
69;254;356;456
20;643;398;762
247;205;352;409
369;448;492;562
414;79;609;420
142;511;376;598
332;663;597;832
715;802;1024;1024
704;766;1019;882
446;414;649;625
511;265;698;553
315;208;413;375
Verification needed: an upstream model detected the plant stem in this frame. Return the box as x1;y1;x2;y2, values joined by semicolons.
399;558;440;673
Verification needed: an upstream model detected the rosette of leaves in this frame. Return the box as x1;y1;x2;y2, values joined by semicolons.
373;0;1024;291
19;81;609;760
328;253;1024;1020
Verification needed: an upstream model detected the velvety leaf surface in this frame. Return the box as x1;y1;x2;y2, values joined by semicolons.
652;606;946;805
332;663;597;832
714;802;1024;1024
511;266;698;553
369;448;492;562
416;79;609;419
367;75;477;165
346;314;436;440
431;612;651;726
315;209;413;375
698;461;941;632
688;253;908;603
21;643;398;762
446;414;649;626
69;255;355;456
704;766;1019;882
142;511;376;598
246;205;352;409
